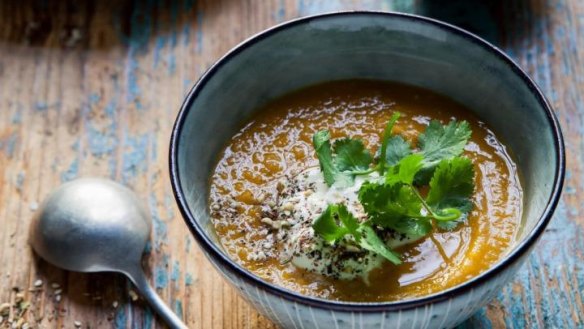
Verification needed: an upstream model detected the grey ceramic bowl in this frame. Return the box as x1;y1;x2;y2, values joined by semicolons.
170;12;565;329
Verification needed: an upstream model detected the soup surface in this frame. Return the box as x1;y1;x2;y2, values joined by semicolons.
209;80;522;302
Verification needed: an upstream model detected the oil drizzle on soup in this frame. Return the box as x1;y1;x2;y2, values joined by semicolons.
209;80;522;302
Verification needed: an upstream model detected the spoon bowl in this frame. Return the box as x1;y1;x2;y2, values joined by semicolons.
29;178;187;329
30;178;150;274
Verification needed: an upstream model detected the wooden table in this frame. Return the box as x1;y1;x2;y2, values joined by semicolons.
0;0;582;328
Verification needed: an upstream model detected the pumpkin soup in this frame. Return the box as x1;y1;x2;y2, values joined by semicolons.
208;80;522;302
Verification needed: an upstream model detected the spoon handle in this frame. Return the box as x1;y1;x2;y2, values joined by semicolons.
126;267;189;329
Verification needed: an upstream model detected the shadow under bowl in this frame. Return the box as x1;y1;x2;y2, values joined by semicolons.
170;11;564;329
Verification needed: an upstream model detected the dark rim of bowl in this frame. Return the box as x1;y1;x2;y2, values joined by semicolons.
169;11;565;312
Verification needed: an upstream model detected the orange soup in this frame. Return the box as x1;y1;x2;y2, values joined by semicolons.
209;80;522;302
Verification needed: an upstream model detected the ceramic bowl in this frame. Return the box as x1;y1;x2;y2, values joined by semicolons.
170;12;565;329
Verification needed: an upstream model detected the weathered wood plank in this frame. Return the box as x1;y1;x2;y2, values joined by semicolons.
0;0;582;328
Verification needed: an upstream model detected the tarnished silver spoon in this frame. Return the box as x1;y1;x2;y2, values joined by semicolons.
29;178;187;329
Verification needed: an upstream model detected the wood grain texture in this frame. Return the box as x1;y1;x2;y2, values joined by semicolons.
0;0;581;328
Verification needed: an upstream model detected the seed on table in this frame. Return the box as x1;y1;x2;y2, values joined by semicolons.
33;280;43;287
29;202;39;211
19;302;30;312
0;303;9;315
128;290;138;301
51;283;60;289
74;320;82;327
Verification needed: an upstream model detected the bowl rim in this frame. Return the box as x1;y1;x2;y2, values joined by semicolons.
169;11;565;311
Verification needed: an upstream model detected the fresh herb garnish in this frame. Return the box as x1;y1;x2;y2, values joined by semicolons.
312;112;401;187
312;203;361;243
378;112;402;174
419;120;471;165
384;153;424;186
383;135;412;167
311;114;475;266
312;131;373;187
334;138;373;173
313;116;472;187
415;120;472;184
426;157;475;218
357;225;402;265
312;131;341;186
313;203;402;265
359;155;472;235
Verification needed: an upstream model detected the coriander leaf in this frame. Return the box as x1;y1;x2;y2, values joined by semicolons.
336;204;361;242
333;172;355;188
312;204;348;243
357;225;402;265
384;135;412;166
426;157;475;219
396;154;424;185
416;120;471;184
378;112;401;174
313;130;340;186
436;217;465;231
419;120;471;163
313;205;403;265
385;153;424;186
333;138;373;172
312;204;361;244
313;132;371;187
358;181;423;232
390;217;432;236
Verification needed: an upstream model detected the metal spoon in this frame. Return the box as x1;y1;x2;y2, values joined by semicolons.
29;178;188;329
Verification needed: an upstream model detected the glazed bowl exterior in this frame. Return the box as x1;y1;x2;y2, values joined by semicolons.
170;12;564;329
